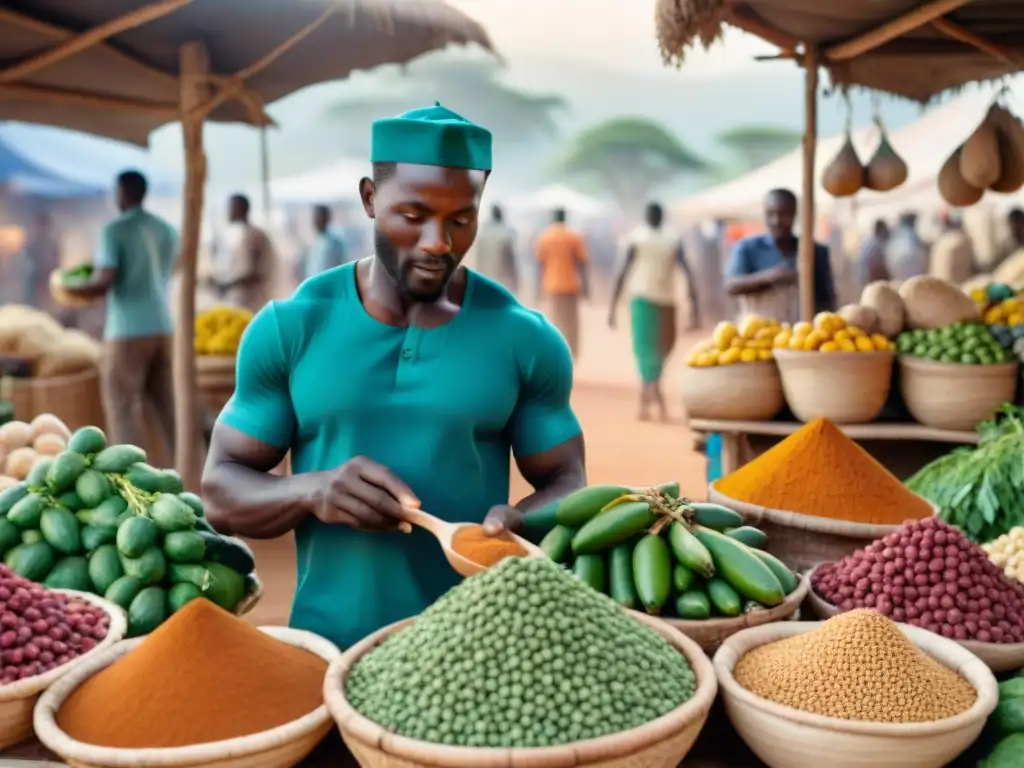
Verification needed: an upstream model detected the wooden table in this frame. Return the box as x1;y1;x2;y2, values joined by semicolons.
691;419;979;481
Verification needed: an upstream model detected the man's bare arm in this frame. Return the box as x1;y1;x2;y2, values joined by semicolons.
201;422;319;538
513;434;586;513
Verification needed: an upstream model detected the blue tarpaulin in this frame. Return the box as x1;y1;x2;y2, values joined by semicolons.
0;122;181;198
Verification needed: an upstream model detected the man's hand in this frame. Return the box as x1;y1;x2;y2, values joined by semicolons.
313;456;419;531
481;505;524;536
764;264;798;286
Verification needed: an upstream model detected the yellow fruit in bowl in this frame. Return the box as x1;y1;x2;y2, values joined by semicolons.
719;347;742;365
757;349;773;361
854;336;875;352
792;321;813;337
739;348;758;363
837;337;857;352
773;331;791;348
820;341;840;353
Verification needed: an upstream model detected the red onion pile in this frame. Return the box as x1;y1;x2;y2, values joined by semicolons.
812;518;1024;644
0;565;110;684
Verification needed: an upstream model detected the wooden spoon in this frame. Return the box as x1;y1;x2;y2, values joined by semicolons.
396;505;545;577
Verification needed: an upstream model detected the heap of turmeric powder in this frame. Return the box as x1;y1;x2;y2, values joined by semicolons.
57;599;329;748
452;524;526;566
713;417;933;525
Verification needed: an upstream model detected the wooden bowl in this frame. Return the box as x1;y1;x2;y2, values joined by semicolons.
48;271;95;310
681;361;784;421
806;565;1024;673
323;613;718;768
632;573;810;653
34;627;339;768
772;349;894;424
899;356;1018;431
707;487;936;572
0;590;126;750
714;621;998;768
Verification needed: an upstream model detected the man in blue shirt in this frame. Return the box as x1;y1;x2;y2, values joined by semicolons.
725;188;836;323
63;170;179;456
201;104;586;652
303;204;349;280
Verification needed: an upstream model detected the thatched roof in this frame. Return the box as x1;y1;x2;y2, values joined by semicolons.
655;0;1024;102
1;0;495;145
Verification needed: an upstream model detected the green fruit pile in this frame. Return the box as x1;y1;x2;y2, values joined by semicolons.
59;264;94;288
528;484;799;620
346;556;696;748
896;323;1012;365
0;425;257;637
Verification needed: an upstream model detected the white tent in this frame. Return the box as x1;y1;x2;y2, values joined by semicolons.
674;89;1024;223
508;183;609;218
265;158;369;205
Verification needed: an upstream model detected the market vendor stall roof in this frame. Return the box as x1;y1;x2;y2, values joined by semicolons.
1;0;494;146
655;0;1024;102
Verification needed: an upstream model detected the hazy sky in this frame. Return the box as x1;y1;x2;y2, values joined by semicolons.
445;0;777;77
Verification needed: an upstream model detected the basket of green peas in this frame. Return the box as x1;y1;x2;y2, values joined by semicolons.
896;323;1018;431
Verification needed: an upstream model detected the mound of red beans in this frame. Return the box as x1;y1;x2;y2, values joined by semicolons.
0;565;110;684
812;518;1024;644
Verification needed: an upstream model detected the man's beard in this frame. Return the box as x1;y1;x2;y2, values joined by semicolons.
375;229;456;303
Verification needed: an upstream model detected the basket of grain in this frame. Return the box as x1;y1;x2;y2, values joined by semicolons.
0;590;126;750
34;625;339;768
772;349;895;424
899;356;1018;431
714;616;997;768
631;573;810;654
707;486;931;572
681;361;784;421
325;611;716;768
807;562;1024;674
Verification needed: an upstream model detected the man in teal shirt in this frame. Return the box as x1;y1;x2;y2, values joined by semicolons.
64;170;178;458
202;104;586;650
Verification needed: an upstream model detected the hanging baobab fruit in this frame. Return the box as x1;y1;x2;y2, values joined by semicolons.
822;97;864;197
939;145;984;207
864;116;908;192
987;104;1024;194
960;108;1002;189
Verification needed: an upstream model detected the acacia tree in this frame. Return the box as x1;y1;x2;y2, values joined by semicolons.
552;117;709;210
717;124;801;172
322;52;566;157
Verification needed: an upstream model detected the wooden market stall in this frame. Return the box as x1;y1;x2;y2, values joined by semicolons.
658;0;1024;473
0;0;494;491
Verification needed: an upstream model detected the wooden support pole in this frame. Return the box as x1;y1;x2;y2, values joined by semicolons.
799;43;818;323
175;41;210;492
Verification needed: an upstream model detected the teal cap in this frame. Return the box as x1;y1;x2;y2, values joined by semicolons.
370;102;492;171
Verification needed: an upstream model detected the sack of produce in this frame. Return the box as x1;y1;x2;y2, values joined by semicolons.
899;275;981;330
860;280;906;338
0;422;260;637
864;119;908;192
988;105;1024;194
961;109;1004;189
822;133;864;198
939;146;984;208
36;333;101;378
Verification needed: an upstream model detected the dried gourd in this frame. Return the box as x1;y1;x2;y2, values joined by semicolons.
988;106;1024;194
960;111;1002;189
899;275;980;330
821;135;864;197
939;146;984;207
865;130;908;192
860;281;905;339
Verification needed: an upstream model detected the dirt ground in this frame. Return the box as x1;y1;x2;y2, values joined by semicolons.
244;303;709;627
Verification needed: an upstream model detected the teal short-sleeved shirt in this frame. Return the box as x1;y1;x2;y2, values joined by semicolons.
94;207;180;340
219;261;580;649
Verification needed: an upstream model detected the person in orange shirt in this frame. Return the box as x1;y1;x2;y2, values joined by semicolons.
534;208;588;358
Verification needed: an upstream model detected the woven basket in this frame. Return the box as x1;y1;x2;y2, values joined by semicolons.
806;567;1024;673
680;362;784;421
5;369;105;433
714;621;998;768
49;271;96;310
0;590;126;750
634;573;810;654
706;487;936;572
772;349;894;424
323;612;718;768
34;627;340;768
899;357;1018;431
195;355;237;415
